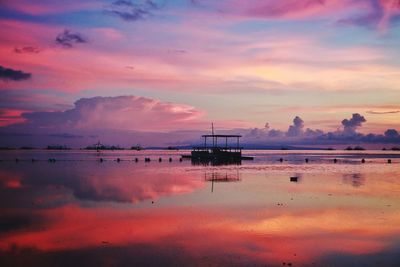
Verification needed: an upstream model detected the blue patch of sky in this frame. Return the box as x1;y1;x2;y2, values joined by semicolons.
0;7;112;28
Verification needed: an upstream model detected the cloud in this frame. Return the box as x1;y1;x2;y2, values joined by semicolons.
366;110;400;114
199;0;360;21
191;0;399;31
341;113;366;135
244;0;331;18
0;65;31;81
14;46;41;54
1;94;399;148
49;133;85;139
337;0;400;31
287;116;304;137
55;29;88;48
384;129;399;138
241;112;399;147
105;0;159;22
13;95;204;132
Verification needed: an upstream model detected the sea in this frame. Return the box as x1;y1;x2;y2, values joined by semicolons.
0;149;399;266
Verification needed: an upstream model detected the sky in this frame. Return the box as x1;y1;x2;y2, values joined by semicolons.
0;0;400;147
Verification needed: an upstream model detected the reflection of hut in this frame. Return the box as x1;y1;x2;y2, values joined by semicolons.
204;170;241;193
204;171;241;182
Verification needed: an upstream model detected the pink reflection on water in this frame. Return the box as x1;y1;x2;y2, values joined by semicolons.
0;160;399;266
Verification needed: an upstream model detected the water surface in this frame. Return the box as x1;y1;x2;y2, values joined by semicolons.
0;150;399;266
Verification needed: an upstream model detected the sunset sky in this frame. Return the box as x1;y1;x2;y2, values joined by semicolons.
1;0;400;147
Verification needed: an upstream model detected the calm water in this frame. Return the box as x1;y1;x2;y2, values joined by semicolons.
0;150;400;266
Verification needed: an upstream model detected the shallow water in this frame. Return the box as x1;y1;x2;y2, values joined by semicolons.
0;150;400;266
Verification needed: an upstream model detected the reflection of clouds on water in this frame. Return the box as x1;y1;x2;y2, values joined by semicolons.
342;173;366;187
1;160;400;267
1;204;400;267
0;163;204;207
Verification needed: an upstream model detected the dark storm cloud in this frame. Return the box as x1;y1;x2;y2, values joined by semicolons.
55;30;88;48
0;65;31;81
105;0;159;21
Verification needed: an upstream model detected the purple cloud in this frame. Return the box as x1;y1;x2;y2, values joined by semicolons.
287;116;305;137
105;0;159;22
341;113;366;135
55;29;88;48
384;129;399;138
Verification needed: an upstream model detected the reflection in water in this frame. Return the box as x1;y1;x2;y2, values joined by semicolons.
190;157;242;166
204;170;241;192
0;151;400;266
342;173;366;187
0;163;204;205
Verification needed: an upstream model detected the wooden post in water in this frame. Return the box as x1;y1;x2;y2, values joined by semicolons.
212;123;214;148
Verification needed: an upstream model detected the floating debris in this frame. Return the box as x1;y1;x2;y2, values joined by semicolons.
290;176;298;182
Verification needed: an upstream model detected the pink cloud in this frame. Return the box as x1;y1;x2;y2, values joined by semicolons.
0;108;27;127
192;0;368;21
237;0;359;20
19;95;205;132
378;0;400;31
